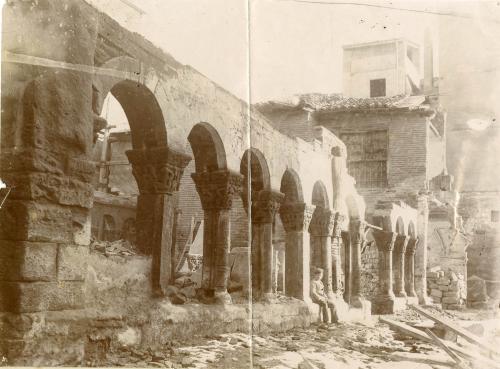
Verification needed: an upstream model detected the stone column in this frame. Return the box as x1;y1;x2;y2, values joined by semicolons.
280;202;315;301
349;218;365;307
341;230;351;303
372;230;397;314
405;237;419;297
252;190;284;302
309;208;336;301
126;147;191;296
331;213;345;298
393;234;409;297
192;169;243;304
415;194;431;304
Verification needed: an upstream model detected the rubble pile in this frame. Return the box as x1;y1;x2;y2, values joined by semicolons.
91;239;138;257
427;268;466;310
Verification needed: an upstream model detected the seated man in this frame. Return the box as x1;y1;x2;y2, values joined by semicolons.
310;267;338;324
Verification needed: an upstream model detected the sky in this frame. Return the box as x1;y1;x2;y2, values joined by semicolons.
88;0;442;105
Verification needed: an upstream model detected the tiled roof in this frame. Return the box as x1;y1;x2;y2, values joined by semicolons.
256;94;429;113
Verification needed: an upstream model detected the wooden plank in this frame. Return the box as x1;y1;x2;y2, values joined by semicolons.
409;304;500;357
424;328;468;368
380;317;500;369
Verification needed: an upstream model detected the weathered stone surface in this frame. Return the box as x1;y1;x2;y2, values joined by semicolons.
0;281;84;313
57;245;89;281
0;201;72;243
2;172;94;208
0;241;57;282
467;276;488;303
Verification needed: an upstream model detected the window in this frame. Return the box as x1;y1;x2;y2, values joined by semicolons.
491;210;499;223
370;79;386;97
340;130;388;188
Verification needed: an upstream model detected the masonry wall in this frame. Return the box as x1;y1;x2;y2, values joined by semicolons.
360;240;379;301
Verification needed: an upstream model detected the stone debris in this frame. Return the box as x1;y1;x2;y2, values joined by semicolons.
427;268;466;309
91;238;137;257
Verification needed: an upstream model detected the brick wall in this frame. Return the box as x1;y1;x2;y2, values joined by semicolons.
316;111;431;192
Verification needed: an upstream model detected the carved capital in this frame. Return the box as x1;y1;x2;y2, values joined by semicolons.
406;237;419;255
191;169;244;211
332;213;345;238
349;218;365;239
372;230;397;253
252;190;285;224
394;235;409;255
309;208;335;236
280;203;315;232
126;147;191;194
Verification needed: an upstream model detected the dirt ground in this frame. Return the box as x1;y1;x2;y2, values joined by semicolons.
102;306;500;369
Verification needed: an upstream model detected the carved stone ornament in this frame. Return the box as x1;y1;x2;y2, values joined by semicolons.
372;230;397;253
280;202;315;232
309;207;335;236
191;169;244;211
406;237;419;255
126;147;191;195
251;190;285;224
332;213;345;238
394;234;410;255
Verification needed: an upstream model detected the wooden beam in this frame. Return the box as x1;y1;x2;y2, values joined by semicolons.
424;328;468;368
409;304;500;357
380;317;500;369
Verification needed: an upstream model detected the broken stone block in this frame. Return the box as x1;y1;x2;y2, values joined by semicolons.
467;276;488;303
442;296;458;304
437;277;450;285
430;289;443;298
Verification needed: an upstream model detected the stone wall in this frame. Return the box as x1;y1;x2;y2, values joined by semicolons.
360;240;379;301
427;268;466;310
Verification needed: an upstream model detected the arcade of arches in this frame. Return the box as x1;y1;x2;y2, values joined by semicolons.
0;0;427;364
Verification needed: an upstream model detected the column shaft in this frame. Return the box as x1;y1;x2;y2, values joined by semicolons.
372;230;397;314
341;231;351;303
126;147;191;296
280;203;315;301
349;218;365;307
192;169;243;304
394;235;409;297
405;238;419;297
252;190;284;301
331;213;345;298
309;208;335;301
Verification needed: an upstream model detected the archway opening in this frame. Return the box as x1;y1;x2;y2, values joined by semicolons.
90;78;167;252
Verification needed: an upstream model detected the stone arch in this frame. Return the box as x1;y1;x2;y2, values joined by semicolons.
93;56;168;150
395;216;405;235
280;169;304;204
188;122;227;172
240;148;271;210
108;80;167;149
408;221;416;238
240;148;271;192
311;181;329;209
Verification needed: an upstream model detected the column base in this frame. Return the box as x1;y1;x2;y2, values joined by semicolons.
261;292;277;304
350;295;365;309
372;295;406;314
406;296;419;306
418;294;432;306
213;290;232;305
